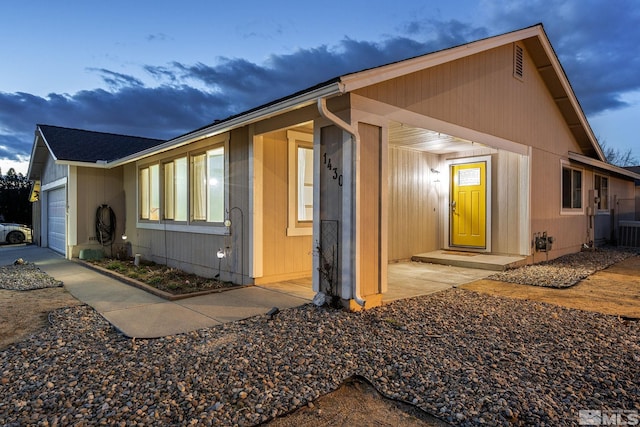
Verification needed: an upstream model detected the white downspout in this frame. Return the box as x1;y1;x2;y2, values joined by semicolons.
317;97;366;308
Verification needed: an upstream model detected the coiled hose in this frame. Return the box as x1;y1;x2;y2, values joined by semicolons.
96;204;116;246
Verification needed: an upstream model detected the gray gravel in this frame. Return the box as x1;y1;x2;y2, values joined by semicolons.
0;262;63;291
488;248;637;288
1;255;639;426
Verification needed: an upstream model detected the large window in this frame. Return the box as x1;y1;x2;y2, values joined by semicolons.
140;164;160;220
562;165;582;210
191;147;225;223
138;137;227;227
594;175;609;211
164;157;188;221
287;130;314;235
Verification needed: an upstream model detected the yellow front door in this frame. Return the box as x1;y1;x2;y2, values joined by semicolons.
450;161;486;248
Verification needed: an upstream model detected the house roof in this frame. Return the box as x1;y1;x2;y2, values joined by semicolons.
28;125;165;179
623;165;640;185
109;24;606;167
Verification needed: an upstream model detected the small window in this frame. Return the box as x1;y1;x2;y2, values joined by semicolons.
562;165;582;210
164;157;188;221
191;147;225;223
287;130;314;235
513;44;524;80
594;175;609;211
297;146;314;221
139;164;160;220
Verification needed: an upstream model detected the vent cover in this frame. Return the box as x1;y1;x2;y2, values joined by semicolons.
513;44;524;80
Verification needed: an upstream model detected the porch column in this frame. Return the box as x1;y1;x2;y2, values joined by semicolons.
314;122;384;310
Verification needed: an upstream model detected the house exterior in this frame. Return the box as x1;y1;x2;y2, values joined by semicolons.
28;24;640;310
27;125;164;255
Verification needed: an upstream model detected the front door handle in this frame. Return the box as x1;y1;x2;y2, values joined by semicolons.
451;200;456;212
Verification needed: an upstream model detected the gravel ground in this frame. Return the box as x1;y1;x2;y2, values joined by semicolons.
1;253;639;426
488;248;638;288
0;262;62;291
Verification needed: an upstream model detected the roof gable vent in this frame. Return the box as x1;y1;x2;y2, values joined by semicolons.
513;44;524;80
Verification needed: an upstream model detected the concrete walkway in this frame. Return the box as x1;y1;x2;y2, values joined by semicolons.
1;245;495;339
0;245;312;339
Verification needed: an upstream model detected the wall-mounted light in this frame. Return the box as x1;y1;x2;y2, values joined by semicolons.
217;248;226;259
121;234;127;241
430;168;441;183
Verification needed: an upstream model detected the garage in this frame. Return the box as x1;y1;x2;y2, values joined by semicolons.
47;187;66;254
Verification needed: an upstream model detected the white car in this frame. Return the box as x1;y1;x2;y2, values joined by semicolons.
0;223;32;244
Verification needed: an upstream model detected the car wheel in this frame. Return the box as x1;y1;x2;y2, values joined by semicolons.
7;231;25;244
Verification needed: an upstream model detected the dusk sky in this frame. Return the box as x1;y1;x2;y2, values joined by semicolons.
1;0;638;174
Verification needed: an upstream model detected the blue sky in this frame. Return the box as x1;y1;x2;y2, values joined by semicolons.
1;0;639;174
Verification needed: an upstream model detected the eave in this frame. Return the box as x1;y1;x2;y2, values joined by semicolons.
569;151;640;180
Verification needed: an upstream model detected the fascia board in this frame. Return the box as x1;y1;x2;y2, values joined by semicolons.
340;26;543;92
569;151;640;180
107;82;343;168
535;32;606;162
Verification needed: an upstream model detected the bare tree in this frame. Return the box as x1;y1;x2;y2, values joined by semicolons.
598;139;638;167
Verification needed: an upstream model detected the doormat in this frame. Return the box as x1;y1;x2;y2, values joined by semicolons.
442;251;478;256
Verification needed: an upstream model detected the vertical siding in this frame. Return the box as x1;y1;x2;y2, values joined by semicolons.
387;147;441;260
355;44;583;157
491;150;522;254
75;167;125;256
261;129;313;281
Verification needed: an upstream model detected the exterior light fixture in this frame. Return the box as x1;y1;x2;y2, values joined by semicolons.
217;248;226;259
121;234;127;240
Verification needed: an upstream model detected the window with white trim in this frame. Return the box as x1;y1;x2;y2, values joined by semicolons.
139;164;160;220
163;157;188;221
562;165;582;210
191;146;225;223
287;130;313;235
594;174;609;211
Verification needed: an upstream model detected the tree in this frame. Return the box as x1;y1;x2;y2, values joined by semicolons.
0;168;32;225
598;139;638;167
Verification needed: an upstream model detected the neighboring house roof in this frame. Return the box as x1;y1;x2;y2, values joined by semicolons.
109;23;606;167
28;124;165;180
623;166;640;185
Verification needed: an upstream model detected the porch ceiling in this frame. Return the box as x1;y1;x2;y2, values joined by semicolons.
388;121;486;154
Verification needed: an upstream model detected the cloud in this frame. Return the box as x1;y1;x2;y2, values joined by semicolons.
2;4;640;164
482;0;640;114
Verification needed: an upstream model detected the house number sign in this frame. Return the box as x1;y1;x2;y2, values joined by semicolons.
323;152;343;186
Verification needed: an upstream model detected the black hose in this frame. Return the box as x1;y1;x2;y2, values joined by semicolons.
96;204;116;246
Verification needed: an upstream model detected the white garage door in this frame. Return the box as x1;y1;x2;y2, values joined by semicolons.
47;187;66;254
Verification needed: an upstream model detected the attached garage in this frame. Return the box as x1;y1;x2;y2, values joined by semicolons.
47;187;66;254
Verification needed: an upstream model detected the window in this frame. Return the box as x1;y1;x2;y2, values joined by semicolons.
297;146;314;221
140;164;159;220
164;157;187;221
562;165;582;210
594;175;609;211
287;130;314;235
191;146;225;223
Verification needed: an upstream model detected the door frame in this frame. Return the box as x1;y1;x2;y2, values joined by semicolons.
444;156;492;253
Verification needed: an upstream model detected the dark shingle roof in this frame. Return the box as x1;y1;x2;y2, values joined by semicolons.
38;124;165;163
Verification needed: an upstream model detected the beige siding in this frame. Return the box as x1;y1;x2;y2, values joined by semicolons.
387;147;441;260
355;43;582;157
72;166;126;257
41;155;67;185
260;129;313;282
491;150;523;254
124;131;250;283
